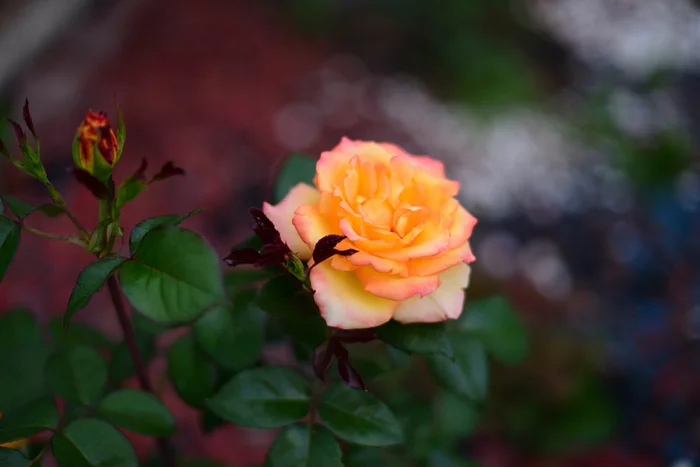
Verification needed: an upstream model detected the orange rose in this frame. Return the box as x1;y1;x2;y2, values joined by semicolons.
264;138;477;329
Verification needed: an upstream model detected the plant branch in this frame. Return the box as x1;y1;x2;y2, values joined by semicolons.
307;382;321;431
45;184;90;241
21;224;86;247
28;443;49;466
106;276;176;467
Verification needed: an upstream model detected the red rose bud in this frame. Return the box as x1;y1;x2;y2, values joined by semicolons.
74;111;119;175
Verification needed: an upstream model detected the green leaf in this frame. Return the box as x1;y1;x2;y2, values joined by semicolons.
426;450;478;467
1;196;34;219
193;289;264;371
167;335;217;409
224;268;276;292
458;296;528;364
115;177;147;211
0;309;42;355
132;309;169;336
274;153;317;203
318;384;403;446
0;311;51;410
64;256;127;329
376;321;453;358
258;276;326;352
435;392;480;439
0;216;20;283
265;423;342;467
46;346;107;405
429;335;488;401
129;209;202;255
0;196;63;220
0;448;30;467
35;204;64;217
0;398;58;444
206;367;311;428
86;219;111;254
98;389;176;436
200;407;225;434
393;400;438;460
105;312;159;386
119;226;225;324
344;447;384;467
107;338;155;386
51;418;138;467
49;318;114;350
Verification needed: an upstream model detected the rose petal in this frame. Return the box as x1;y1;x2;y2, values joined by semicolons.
448;205;478;248
294;203;338;252
355;266;439;301
347;250;408;276
393;262;471;323
263;183;320;260
408;241;476;277
310;261;398;329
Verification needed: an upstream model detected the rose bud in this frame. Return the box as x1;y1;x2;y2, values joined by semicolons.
73;111;119;179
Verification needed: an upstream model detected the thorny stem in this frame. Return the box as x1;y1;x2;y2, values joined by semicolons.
106;276;176;467
21;224;86;247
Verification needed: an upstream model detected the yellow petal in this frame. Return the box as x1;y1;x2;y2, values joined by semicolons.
310;261;398;329
393;262;471;323
263;183;320;260
293;203;338;253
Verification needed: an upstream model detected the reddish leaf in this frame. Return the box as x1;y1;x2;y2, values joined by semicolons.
334;329;377;344
73;169;112;200
337;359;366;391
248;207;282;245
225;207;293;270
8;119;25;145
312;234;358;266
150;161;186;182
132;158;148;181
223;247;263;267
312;340;337;382
23;99;37;139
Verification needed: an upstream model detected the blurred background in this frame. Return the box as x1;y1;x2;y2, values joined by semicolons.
1;0;699;465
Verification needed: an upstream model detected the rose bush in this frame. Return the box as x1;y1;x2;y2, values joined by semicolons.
1;102;526;467
264;138;477;329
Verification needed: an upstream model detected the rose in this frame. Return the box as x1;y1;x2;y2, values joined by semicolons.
264;138;477;329
73;111;119;176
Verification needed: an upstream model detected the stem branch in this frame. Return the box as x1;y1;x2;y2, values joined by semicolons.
45;184;90;241
21;224;86;247
106;276;176;467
